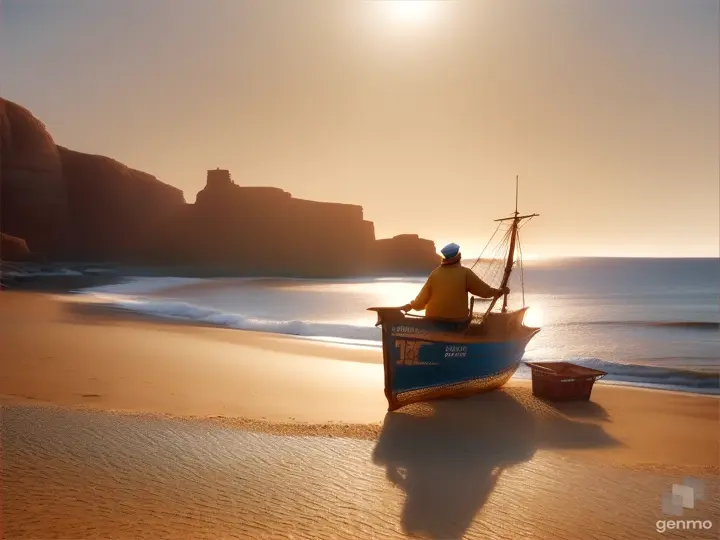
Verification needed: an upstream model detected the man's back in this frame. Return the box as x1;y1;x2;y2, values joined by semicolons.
404;242;501;319
423;265;473;319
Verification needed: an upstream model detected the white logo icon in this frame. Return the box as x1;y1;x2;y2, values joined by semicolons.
661;477;705;516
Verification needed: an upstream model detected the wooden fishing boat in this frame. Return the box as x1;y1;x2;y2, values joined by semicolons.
369;177;540;411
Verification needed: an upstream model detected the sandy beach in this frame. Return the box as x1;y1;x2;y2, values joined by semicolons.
1;292;718;539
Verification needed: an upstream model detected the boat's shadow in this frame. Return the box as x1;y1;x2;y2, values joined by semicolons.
371;387;619;540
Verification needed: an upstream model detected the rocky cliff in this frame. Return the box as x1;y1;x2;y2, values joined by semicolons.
0;97;440;276
1;97;186;263
1;233;32;261
165;170;383;276
58;146;185;262
375;234;442;274
0;98;69;256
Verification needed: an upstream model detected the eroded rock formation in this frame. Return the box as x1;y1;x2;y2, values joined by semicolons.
163;169;388;276
0;98;69;256
0;97;440;275
58;146;185;262
1;233;32;261
375;234;442;274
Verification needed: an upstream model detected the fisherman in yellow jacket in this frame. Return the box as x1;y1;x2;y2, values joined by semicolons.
401;242;509;320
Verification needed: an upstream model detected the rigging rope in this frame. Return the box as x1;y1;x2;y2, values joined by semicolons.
476;228;508;281
469;221;503;271
518;215;535;231
483;232;507;265
487;235;511;292
469;211;536;314
482;231;511;285
517;230;525;307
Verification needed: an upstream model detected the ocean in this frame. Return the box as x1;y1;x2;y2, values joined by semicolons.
73;257;719;394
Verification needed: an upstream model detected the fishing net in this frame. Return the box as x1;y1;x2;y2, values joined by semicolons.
468;222;513;289
464;215;535;330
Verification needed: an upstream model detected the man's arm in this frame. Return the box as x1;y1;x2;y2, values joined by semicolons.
402;277;432;312
466;268;505;298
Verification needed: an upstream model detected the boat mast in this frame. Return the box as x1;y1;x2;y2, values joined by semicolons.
484;176;538;315
501;176;520;313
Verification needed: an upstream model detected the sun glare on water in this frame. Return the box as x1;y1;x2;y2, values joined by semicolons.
521;253;543;262
522;306;544;328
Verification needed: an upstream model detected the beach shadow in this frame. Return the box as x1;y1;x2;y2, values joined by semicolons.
542;399;611;422
372;387;618;540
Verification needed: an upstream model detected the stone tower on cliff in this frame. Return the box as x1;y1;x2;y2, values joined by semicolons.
207;168;233;187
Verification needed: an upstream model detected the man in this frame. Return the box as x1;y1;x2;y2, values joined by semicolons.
401;242;509;320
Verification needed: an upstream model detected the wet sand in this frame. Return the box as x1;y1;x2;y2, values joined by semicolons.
1;292;718;539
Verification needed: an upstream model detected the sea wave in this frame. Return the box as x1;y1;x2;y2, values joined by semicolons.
72;285;719;395
564;320;720;331
3;268;85;278
74;292;383;342
513;359;719;393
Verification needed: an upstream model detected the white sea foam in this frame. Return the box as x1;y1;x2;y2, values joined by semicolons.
79;293;384;342
3;268;84;278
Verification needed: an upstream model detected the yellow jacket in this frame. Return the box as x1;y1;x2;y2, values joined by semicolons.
409;263;497;319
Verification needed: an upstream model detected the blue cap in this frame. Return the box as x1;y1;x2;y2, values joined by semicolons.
441;242;460;259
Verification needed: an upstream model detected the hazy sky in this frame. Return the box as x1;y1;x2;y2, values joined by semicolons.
2;0;718;257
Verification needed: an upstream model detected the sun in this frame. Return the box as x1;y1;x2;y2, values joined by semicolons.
381;0;440;26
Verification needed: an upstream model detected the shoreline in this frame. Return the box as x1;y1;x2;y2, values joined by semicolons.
0;261;431;286
4;288;718;396
50;288;720;397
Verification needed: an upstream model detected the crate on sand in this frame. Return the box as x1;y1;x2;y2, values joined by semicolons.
525;361;607;402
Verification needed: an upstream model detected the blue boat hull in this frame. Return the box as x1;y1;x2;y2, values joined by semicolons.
368;307;540;410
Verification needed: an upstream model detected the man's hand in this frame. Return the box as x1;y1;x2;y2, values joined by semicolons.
495;286;510;297
400;303;412;312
